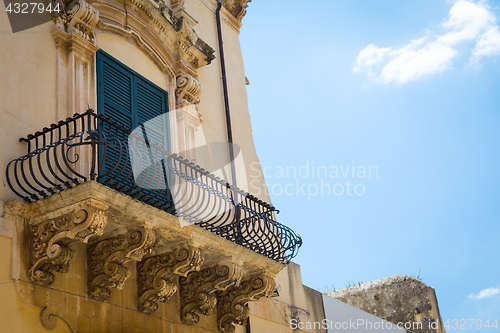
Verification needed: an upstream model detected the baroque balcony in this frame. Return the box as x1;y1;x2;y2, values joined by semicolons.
3;109;302;331
5;109;302;264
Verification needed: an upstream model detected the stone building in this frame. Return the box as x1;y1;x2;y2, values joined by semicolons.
325;275;447;333
0;0;326;331
0;0;448;332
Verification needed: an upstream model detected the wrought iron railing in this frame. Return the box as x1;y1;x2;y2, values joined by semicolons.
6;109;301;263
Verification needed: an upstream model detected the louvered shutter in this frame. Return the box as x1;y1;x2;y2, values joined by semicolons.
96;50;171;204
97;51;134;191
133;77;170;202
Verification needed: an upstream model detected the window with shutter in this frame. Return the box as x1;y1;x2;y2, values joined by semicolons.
96;50;173;211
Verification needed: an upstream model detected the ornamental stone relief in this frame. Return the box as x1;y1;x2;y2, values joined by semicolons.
179;264;242;323
29;201;107;285
88;226;157;301
217;273;276;333
137;244;202;313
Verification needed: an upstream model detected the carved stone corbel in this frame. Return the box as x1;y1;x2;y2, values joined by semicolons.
137;245;202;313
222;0;251;21
29;202;107;286
217;273;276;333
53;0;99;42
175;73;202;109
88;226;157;301
179;264;242;324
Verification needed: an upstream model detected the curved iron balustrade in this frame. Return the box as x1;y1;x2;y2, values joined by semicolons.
5;109;302;263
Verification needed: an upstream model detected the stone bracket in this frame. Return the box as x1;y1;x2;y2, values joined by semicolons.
176;72;202;109
88;225;157;301
180;263;242;324
29;200;108;286
53;0;99;43
217;273;276;333
137;244;202;314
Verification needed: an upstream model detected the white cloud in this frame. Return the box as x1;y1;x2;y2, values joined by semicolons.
353;44;392;74
380;41;456;84
468;287;500;299
439;0;495;44
354;1;500;84
472;26;500;59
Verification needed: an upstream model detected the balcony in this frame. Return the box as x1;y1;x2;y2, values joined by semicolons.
6;109;301;264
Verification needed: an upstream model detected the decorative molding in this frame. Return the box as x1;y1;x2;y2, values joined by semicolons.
198;0;242;34
217;273;276;333
222;0;251;21
51;0;99;122
137;245;202;313
93;0;215;80
171;0;185;7
176;20;215;68
170;0;198;27
88;226;157;301
53;0;100;43
176;73;202;108
115;0;216;68
29;201;107;285
180;264;242;324
95;18;175;80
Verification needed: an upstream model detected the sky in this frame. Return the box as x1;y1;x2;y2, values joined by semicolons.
240;0;500;331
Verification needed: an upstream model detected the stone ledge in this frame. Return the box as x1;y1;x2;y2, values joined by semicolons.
6;181;284;277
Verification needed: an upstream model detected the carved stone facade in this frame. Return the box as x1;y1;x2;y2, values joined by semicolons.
29;200;107;286
217;273;277;332
5;155;282;333
137;244;202;313
176;73;202;109
222;0;251;21
0;0;286;330
52;0;99;124
53;0;100;43
51;0;214;161
88;226;157;301
179;264;242;323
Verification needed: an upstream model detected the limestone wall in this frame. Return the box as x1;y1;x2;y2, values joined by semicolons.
248;262;328;333
0;0;308;332
325;275;446;333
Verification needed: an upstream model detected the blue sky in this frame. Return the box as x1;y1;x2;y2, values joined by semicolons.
240;0;500;331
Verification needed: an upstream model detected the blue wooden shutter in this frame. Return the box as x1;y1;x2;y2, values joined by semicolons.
96;50;172;209
97;51;135;190
97;51;134;129
136;77;168;147
133;77;169;197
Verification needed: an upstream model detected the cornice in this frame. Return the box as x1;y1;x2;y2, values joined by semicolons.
199;0;243;34
221;0;250;21
90;0;215;72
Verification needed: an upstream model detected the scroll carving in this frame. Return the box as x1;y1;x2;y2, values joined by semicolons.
217;273;276;333
221;0;251;21
137;245;202;313
176;73;202;108
180;264;242;324
53;0;99;42
88;226;157;301
29;202;107;286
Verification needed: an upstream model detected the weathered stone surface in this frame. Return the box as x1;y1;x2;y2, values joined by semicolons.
179;264;242;323
137;244;202;313
217;273;276;333
222;0;251;21
326;275;446;333
29;200;108;285
88;226;157;301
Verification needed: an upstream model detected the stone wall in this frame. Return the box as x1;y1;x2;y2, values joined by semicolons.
249;262;327;333
325;275;446;333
